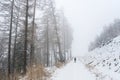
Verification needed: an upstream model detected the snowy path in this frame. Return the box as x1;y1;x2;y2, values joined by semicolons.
51;60;96;80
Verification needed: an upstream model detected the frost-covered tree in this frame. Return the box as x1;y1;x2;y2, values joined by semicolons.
89;19;120;51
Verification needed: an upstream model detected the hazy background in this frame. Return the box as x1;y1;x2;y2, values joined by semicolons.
55;0;120;56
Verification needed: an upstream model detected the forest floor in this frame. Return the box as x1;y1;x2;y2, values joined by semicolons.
50;60;96;80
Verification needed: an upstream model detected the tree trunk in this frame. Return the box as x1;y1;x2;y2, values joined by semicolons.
46;18;49;67
30;0;36;79
23;0;29;74
8;0;14;79
30;0;37;66
12;7;20;79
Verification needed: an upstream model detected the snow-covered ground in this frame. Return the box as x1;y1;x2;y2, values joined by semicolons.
51;60;96;80
83;36;120;80
19;35;120;80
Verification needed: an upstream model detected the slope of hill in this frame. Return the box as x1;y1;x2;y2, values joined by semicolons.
83;36;120;80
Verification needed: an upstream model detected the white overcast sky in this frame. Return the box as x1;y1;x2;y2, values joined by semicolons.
55;0;120;56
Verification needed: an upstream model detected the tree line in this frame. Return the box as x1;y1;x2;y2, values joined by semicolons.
89;19;120;51
0;0;73;80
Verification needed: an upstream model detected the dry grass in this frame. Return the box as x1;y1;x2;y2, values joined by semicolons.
15;65;51;80
55;62;65;68
0;65;50;80
25;65;50;80
85;64;95;71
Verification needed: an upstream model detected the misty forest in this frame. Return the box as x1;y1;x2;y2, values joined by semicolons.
0;0;73;80
0;0;120;80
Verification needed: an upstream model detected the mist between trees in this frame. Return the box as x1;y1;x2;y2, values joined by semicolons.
0;0;73;80
89;19;120;51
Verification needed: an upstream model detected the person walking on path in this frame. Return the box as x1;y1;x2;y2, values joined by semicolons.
74;57;76;63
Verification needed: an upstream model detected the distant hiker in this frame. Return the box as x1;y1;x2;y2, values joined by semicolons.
74;57;76;63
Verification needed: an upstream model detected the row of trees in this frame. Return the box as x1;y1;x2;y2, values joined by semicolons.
0;0;73;80
89;19;120;51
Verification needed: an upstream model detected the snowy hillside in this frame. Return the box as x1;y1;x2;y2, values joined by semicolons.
83;36;120;80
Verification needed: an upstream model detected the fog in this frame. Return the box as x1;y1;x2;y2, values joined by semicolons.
55;0;120;56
